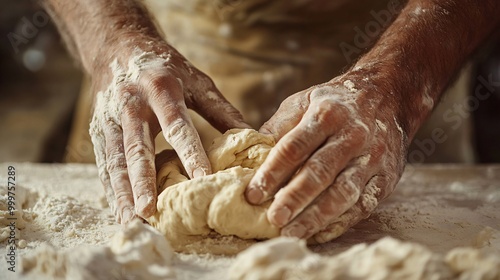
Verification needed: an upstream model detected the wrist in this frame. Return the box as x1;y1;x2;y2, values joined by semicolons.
346;0;500;142
337;65;420;147
86;29;164;74
49;0;163;74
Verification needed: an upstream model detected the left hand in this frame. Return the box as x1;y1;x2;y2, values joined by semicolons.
245;73;409;243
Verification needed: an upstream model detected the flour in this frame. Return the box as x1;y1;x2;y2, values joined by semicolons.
34;196;105;233
21;194;115;250
21;220;176;280
343;79;358;92
229;236;500;280
0;185;35;245
394;115;405;140
0;162;499;279
89;49;180;217
376;119;388;131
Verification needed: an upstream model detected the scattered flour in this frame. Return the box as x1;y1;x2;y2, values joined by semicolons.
0;185;36;253
0;162;499;279
229;236;500;280
21;220;175;280
343;79;358;92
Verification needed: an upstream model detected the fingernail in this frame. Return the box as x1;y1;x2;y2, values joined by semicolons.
122;208;135;224
193;168;206;178
246;187;263;204
136;195;152;214
283;224;307;238
271;206;291;227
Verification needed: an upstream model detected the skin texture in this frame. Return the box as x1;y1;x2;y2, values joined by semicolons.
42;0;500;240
245;0;500;240
42;0;249;223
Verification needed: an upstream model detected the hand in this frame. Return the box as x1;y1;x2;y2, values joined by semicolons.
89;35;249;224
245;73;408;243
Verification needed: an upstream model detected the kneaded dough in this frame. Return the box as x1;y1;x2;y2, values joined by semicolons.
147;129;280;254
229;236;500;280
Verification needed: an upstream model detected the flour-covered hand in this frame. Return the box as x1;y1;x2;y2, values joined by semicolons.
245;73;408;242
42;0;249;224
89;38;248;224
244;0;500;241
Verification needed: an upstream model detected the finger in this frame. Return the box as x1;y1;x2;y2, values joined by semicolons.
121;103;157;219
147;76;211;178
280;166;368;239
258;90;310;140
102;119;136;224
311;175;386;243
303;142;390;241
246;99;351;205
310;201;366;244
187;79;252;131
266;129;365;227
89;119;118;219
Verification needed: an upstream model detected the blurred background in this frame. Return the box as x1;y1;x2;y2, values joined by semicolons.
1;0;499;164
1;1;82;162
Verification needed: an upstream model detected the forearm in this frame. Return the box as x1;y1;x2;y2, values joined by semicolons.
41;0;161;73
349;0;500;140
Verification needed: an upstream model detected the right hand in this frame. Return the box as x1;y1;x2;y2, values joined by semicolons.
245;74;408;243
89;34;249;224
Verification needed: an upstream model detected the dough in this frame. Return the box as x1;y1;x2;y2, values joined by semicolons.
147;129;280;254
21;220;176;280
229;236;500;280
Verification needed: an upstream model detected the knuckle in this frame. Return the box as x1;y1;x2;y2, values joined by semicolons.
312;99;337;124
147;76;182;99
281;189;309;213
131;177;154;192
125;141;153;163
165;119;189;142
121;95;142;116
276;137;309;163
253;169;279;193
309;85;333;99
307;205;330;230
106;152;127;173
349;126;370;144
372;142;387;158
327;181;360;210
305;157;333;185
108;169;129;188
146;77;167;97
114;188;131;203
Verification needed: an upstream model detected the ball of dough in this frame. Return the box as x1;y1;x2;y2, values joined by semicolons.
147;129;279;254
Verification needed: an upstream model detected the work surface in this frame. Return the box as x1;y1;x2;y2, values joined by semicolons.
0;163;499;279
